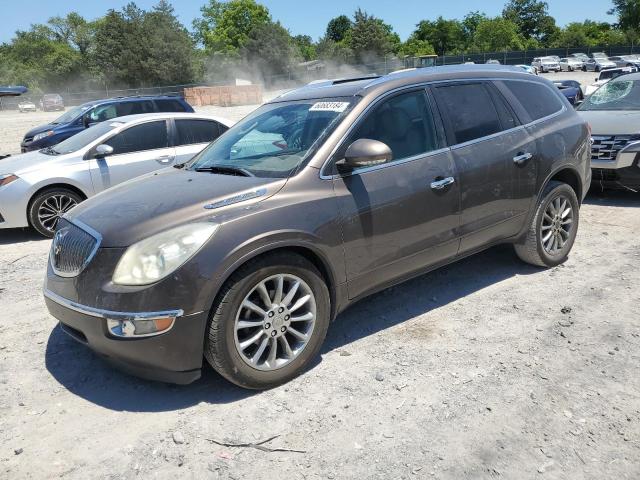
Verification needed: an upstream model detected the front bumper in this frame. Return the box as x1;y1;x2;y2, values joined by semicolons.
44;288;207;384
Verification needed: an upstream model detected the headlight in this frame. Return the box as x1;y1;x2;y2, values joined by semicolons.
0;174;18;188
33;131;54;142
112;223;218;286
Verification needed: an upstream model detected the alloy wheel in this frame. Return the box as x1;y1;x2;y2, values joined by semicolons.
541;195;574;255
38;194;78;232
234;274;316;371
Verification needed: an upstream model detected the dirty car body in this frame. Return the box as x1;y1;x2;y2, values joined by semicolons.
43;66;591;388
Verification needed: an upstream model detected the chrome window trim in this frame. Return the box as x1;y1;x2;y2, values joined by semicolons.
49;218;102;278
318;76;566;180
44;288;186;322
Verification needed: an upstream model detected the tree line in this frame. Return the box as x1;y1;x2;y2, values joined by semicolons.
1;0;638;94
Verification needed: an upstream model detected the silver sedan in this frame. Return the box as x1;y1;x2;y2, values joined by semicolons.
0;112;233;237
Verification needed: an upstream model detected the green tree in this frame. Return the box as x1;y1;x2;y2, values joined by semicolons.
462;11;488;46
326;15;353;43
472;17;524;52
348;9;399;62
399;36;436;57
242;21;298;76
413;17;465;55
316;37;354;63
293;35;317;61
608;0;640;32
502;0;557;42
194;0;270;56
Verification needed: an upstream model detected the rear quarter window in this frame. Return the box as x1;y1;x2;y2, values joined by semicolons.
503;81;564;121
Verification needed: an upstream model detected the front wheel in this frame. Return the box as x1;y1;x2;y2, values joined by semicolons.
28;188;83;237
204;252;330;389
514;182;580;268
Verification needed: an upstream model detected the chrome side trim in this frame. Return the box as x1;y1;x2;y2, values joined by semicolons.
43;288;185;321
204;188;267;210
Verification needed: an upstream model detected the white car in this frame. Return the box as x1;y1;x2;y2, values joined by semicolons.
559;57;584;72
585;67;637;96
0;112;233;237
532;57;561;73
18;101;37;113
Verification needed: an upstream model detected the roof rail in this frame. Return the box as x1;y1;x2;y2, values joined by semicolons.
332;74;381;85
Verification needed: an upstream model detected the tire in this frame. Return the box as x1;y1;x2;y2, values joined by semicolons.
204;252;331;389
514;181;580;268
28;187;83;238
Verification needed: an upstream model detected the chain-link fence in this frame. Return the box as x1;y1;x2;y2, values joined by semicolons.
3;45;640;111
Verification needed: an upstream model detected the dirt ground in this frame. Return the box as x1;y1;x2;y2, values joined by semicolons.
1;72;639;479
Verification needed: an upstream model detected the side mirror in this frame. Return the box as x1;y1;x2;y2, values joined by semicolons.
337;139;393;171
94;144;114;159
83;115;91;128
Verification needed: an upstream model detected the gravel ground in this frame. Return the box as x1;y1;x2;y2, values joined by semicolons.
1;73;639;479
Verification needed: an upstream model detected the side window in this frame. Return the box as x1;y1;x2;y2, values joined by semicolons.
89;104;117;123
155;99;187;112
433;83;503;144
342;90;439;164
103;121;168;155
116;100;154;117
502;81;564;121
175;120;222;146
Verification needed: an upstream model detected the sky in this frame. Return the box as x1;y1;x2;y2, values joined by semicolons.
0;0;614;44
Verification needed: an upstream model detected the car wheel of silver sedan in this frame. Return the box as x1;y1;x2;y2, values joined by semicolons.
204;252;330;389
28;188;83;238
515;181;580;267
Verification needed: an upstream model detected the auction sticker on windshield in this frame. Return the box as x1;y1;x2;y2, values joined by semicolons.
309;101;350;112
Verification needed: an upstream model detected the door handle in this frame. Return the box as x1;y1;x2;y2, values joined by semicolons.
430;176;455;190
513;152;533;165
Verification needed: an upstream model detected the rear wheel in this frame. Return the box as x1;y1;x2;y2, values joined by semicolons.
28;188;83;238
204;252;330;389
514;182;580;268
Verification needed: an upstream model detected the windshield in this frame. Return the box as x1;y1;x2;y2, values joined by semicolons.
579;80;640;111
49;121;122;155
51;105;90;125
187;98;356;178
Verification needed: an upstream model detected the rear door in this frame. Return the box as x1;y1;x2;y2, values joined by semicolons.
89;120;175;193
432;81;538;253
172;119;228;164
329;88;461;300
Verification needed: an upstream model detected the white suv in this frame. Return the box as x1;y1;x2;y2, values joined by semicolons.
532;57;561;73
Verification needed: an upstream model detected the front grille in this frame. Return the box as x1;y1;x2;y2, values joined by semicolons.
23;136;33;143
591;135;631;161
50;219;99;277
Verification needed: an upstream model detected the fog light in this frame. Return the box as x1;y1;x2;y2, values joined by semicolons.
107;316;176;338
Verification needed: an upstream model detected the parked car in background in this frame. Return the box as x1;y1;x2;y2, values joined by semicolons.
18;100;37;112
40;93;64;112
559;57;584;71
1;113;232;236
608;55;640;68
21;95;194;153
553;80;584;105
515;64;537;74
578;72;640;190
585;66;637;96
592;52;608;59
583;57;617;72
486;59;501;64
532;57;561;73
570;53;589;61
41;66;590;388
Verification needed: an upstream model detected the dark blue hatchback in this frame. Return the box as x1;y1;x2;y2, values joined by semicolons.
21;95;194;152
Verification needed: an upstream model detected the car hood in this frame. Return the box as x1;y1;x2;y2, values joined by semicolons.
577;110;640;135
68;167;287;247
0;149;62;175
24;123;60;138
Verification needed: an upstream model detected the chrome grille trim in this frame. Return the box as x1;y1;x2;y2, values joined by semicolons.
590;135;631;162
49;218;101;278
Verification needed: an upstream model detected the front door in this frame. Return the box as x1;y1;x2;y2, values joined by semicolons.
89;120;175;193
329;89;461;300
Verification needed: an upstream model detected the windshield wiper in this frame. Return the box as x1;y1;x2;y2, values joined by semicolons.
193;165;255;177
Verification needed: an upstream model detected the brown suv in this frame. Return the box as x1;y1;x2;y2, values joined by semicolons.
43;66;591;389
